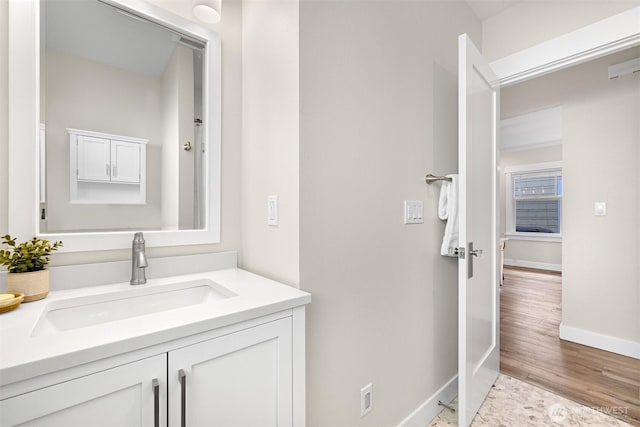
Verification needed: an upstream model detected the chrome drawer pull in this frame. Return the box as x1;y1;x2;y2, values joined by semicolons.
152;378;159;427
178;369;186;427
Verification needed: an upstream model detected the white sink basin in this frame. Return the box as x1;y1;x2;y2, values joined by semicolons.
31;279;236;337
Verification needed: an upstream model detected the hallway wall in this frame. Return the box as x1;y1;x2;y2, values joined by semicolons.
300;1;481;424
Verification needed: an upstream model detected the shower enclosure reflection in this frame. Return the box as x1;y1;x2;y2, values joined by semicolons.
40;0;206;233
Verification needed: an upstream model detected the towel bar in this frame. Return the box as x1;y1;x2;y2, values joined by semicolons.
425;173;452;184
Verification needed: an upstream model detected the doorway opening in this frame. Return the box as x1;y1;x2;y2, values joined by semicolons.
498;47;640;426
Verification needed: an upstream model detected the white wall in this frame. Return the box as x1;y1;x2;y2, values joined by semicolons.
481;0;640;61
177;47;195;230
0;0;243;265
161;46;180;229
43;49;163;232
300;1;480;425
499;145;562;270
500;49;640;349
160;45;195;230
241;0;299;286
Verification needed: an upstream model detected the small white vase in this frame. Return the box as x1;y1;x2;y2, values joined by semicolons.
6;270;50;302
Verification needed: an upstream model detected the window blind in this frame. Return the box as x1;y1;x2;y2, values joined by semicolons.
512;173;562;234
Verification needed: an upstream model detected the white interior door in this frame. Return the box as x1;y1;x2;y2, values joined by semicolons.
457;34;500;427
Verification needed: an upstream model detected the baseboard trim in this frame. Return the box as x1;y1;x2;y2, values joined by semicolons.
504;259;561;272
397;375;457;427
559;323;640;360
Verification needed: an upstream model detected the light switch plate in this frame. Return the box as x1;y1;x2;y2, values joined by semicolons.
404;200;424;224
268;195;279;225
594;202;606;216
360;383;373;417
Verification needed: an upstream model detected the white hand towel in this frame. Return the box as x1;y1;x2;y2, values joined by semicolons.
438;174;459;256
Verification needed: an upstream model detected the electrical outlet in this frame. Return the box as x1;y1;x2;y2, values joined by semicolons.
360;383;372;417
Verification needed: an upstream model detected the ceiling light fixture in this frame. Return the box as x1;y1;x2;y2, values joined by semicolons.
192;0;221;24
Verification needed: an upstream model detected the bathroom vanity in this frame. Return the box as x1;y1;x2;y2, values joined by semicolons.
0;257;310;427
3;0;308;423
4;0;307;422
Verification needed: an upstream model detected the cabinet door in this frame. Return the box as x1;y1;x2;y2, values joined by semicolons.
111;140;141;183
77;135;110;182
169;318;293;427
0;354;166;427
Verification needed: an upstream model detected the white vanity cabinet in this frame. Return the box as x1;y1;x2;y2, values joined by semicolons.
169;317;293;427
0;313;302;427
0;354;167;427
69;128;147;204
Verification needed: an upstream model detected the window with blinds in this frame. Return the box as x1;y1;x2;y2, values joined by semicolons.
512;171;562;234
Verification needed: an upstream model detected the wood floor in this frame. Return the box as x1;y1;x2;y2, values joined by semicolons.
500;267;640;426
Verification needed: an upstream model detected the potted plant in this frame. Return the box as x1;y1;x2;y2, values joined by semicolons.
0;235;63;302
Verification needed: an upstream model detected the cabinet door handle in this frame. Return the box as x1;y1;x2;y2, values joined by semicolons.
106;163;109;177
152;378;159;427
178;369;186;427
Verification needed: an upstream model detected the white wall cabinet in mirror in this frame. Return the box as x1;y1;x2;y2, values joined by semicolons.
8;0;221;252
70;128;146;205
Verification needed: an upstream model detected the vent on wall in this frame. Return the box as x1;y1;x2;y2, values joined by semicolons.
608;57;640;79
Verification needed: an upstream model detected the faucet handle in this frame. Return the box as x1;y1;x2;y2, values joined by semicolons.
137;250;148;268
131;231;148;285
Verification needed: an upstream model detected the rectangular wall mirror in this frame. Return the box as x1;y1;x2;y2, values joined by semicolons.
8;0;221;252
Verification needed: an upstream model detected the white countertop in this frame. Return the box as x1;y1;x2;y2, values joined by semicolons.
0;268;311;387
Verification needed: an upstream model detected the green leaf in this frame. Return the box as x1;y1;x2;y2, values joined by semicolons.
0;235;63;273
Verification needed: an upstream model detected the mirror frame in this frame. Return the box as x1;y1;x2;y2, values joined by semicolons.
8;0;221;252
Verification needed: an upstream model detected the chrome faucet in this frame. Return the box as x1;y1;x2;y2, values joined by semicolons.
130;232;148;285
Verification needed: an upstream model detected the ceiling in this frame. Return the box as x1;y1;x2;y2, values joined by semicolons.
43;0;189;77
465;0;524;21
